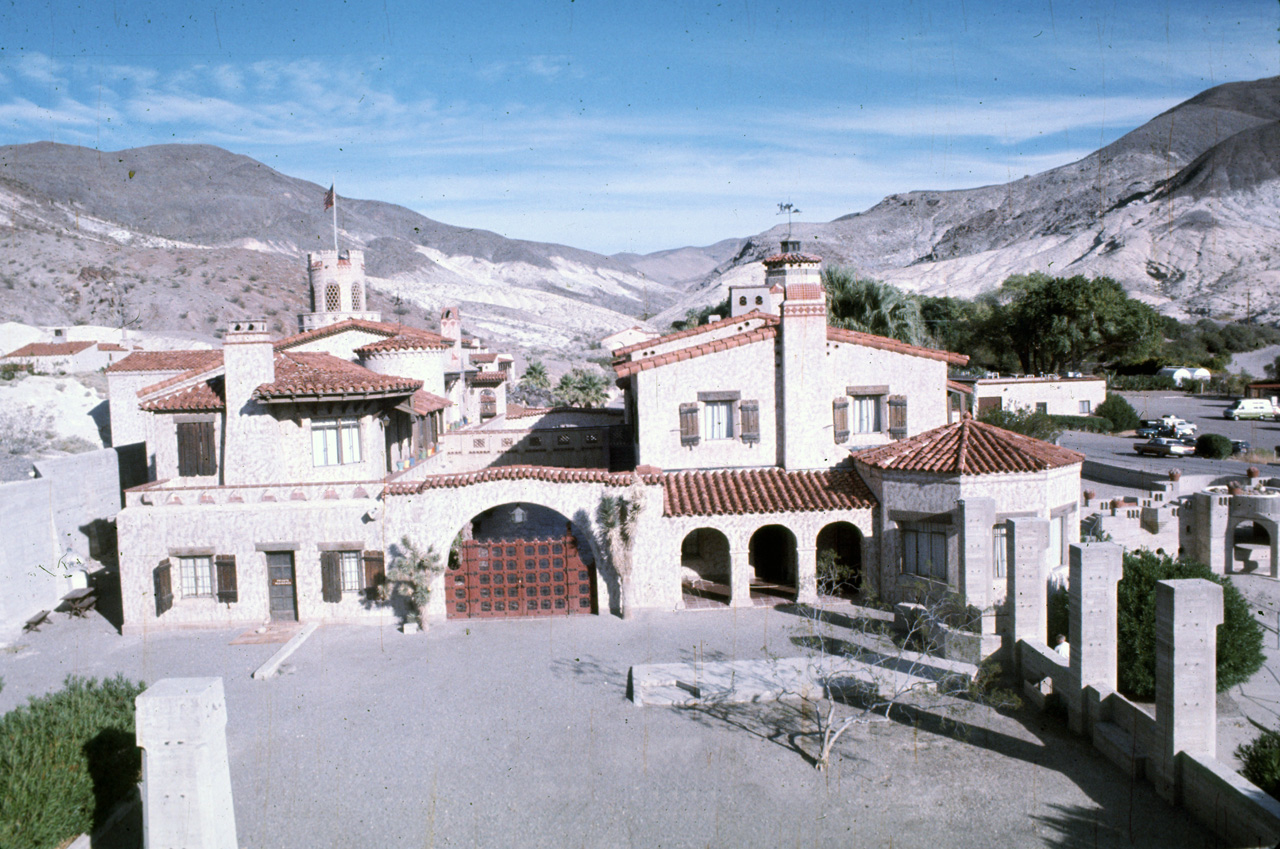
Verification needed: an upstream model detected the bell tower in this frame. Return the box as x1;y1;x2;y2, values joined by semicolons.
298;249;382;331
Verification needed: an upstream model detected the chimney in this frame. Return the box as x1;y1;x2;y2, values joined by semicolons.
221;318;277;485
769;244;827;470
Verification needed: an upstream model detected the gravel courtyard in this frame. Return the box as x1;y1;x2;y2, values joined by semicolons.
2;604;1211;848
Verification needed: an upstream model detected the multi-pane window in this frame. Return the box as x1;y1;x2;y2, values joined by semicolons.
338;551;363;592
992;524;1008;578
325;283;341;312
853;396;882;433
312;418;362;466
902;523;948;582
178;555;214;598
703;401;734;440
1079;400;1092;415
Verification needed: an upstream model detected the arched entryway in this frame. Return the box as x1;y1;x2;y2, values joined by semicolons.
1232;520;1273;574
816;521;863;598
680;528;732;607
447;502;596;619
750;524;797;600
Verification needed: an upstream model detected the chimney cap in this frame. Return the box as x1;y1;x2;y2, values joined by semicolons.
226;318;270;333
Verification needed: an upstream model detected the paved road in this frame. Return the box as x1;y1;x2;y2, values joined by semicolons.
4;605;1212;849
1119;390;1280;454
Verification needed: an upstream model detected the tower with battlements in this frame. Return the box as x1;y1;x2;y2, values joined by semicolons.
298;249;382;331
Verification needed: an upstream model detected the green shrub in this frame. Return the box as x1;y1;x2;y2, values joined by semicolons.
1116;551;1263;699
1095;393;1140;431
0;675;146;849
1048;414;1113;434
977;407;1062;443
1196;433;1233;459
1106;374;1180;392
1237;727;1280;800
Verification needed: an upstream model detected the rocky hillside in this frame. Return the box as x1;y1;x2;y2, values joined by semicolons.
688;76;1280;324
0;143;684;367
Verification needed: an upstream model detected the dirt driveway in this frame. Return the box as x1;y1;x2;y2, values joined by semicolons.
2;604;1211;848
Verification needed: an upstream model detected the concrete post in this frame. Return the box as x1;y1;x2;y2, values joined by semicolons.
1068;542;1123;692
1184;491;1230;575
795;545;818;604
1152;579;1224;802
1006;517;1050;667
729;547;753;608
135;678;237;849
958;497;996;612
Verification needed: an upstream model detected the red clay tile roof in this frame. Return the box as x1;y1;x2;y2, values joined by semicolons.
107;350;223;373
783;283;823;300
614;320;779;379
254;352;421;400
612;310;778;357
138;356;226;397
468;370;506;386
763;253;822;266
408;389;451;414
96;342;128;352
946;379;973;395
354;328;453;354
827;327;969;366
661;468;875;516
470;352;499;363
275;318;429;351
382;463;875;516
140;378;225;412
6;340;95;358
385;465;654;495
852;416;1083;475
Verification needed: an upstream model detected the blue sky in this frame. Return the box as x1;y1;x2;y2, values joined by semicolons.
1;1;1277;255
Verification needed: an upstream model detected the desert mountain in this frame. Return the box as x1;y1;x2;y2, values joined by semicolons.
0;142;683;367
687;76;1280;324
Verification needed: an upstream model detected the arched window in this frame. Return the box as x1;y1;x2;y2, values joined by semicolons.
351;280;363;310
325;283;340;312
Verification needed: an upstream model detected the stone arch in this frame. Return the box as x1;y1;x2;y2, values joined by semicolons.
680;527;731;585
749;523;797;592
387;477;639;618
1231;518;1275;575
816;521;863;597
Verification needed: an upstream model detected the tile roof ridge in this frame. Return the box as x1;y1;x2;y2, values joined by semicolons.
612;310;778;358
826;326;968;366
138;360;227;398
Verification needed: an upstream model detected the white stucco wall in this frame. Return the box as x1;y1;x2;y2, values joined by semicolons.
973;378;1106;417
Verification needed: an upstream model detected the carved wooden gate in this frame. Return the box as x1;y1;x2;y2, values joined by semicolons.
448;534;594;619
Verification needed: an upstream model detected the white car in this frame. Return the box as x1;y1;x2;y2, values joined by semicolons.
1134;437;1195;457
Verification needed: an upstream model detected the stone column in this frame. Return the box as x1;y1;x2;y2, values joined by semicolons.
1152;579;1224;801
958;497;997;613
135;678;237;849
1184;491;1230;575
795;545;818;604
1068;542;1123;692
1006;517;1050;660
729;546;753;608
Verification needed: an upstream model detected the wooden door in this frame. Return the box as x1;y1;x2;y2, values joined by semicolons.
266;552;297;621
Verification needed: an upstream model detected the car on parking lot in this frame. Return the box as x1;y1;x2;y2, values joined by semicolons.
1135;437;1196;457
1135;420;1164;438
1232;439;1251;455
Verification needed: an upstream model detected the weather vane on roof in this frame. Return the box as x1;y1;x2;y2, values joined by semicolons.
777;202;801;239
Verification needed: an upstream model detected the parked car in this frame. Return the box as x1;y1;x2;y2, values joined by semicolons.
1135;420;1163;438
1224;398;1278;420
1231;439;1251;456
1134;437;1196;457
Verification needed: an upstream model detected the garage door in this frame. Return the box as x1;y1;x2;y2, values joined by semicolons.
448;535;595;619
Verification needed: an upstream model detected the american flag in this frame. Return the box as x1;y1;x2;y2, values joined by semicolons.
323;185;335;210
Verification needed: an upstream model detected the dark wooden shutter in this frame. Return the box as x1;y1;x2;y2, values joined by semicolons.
320;551;342;603
177;421;216;476
833;397;850;443
154;559;173;616
196;421;216;475
363;550;385;599
739;400;760;444
679;403;700;446
215;554;238;604
888;395;908;440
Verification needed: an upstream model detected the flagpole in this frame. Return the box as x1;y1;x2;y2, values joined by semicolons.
331;177;338;252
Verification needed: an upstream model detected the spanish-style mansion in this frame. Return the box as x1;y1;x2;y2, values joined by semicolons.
110;241;1083;640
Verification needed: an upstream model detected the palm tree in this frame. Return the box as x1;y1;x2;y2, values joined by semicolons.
555;367;609;408
520;360;550;390
821;267;926;346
